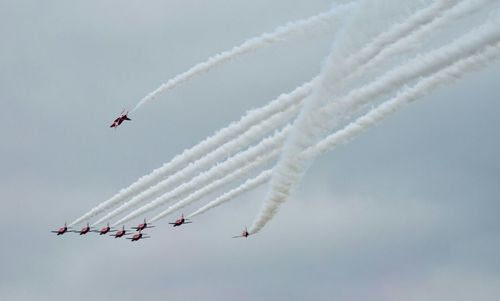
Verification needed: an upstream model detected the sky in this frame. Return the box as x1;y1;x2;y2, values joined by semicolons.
1;0;499;300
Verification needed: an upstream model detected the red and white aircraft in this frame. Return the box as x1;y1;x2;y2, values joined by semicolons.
110;109;131;129
112;226;128;238
132;218;155;231
78;223;94;235
232;227;250;238
169;214;192;227
51;223;70;235
98;223;115;235
126;230;150;242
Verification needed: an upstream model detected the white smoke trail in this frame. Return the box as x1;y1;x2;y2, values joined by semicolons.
112;126;290;226
301;41;500;160
189;39;500;221
73;0;426;227
188;169;273;219
131;4;353;112
246;0;456;228
250;18;500;234
334;0;459;87
151;166;273;222
92;103;300;226
70;81;311;227
116;148;280;226
238;0;452;230
360;0;496;76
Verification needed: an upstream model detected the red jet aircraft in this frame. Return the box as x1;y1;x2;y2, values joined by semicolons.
99;223;115;235
51;223;70;235
132;218;155;231
232;227;250;238
110;109;131;129
78;223;94;235
169;214;192;227
126;231;150;242
112;226;128;238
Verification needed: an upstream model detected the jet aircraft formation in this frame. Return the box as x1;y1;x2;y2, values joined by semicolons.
52;214;250;242
52;109;251;242
52;216;177;242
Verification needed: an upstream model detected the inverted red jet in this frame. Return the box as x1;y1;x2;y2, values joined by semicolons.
112;226;128;238
169;214;192;227
99;223;115;235
126;231;150;242
132;218;155;231
110;109;131;129
51;223;70;235
232;227;250;238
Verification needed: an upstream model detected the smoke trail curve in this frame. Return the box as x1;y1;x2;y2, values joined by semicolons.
190;40;500;221
70;81;312;227
92;104;300;226
132;4;353;112
188;169;273;218
112;125;290;226
250;18;500;234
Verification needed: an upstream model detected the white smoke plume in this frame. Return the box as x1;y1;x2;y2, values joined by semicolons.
360;0;496;76
189;39;500;221
151;166;274;222
301;41;500;160
131;3;354;112
70;81;311;227
117;148;280;226
112;125;291;226
188;169;273;219
337;0;460;87
250;17;500;234
92;104;299;226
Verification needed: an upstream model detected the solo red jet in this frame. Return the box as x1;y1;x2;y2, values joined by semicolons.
232;227;250;238
132;218;155;231
169;214;192;227
126;230;150;242
111;226;128;238
110;109;131;129
51;223;70;235
98;223;115;235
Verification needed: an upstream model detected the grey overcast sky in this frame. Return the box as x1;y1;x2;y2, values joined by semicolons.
1;1;499;300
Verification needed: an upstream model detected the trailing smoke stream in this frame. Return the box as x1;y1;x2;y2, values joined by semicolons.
70;1;499;235
116;148;280;226
250;17;500;234
150;162;273;222
112;125;291;226
333;0;460;90
70;81;311;227
92;105;300;226
360;0;496;77
188;169;273;218
181;0;457;220
131;3;353;112
300;41;500;160
75;0;435;227
189;39;500;223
